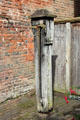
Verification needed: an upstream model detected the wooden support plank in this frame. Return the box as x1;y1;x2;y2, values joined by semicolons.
54;17;80;24
33;28;42;112
41;20;54;112
66;22;71;91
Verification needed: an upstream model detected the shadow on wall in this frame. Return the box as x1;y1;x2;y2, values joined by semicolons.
52;55;57;102
74;0;80;17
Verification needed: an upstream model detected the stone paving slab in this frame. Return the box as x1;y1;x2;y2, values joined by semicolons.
0;91;80;120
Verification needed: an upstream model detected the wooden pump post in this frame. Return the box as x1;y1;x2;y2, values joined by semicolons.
31;9;56;113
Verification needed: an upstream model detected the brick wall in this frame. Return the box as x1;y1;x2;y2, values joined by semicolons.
0;0;35;102
0;0;75;102
53;0;74;19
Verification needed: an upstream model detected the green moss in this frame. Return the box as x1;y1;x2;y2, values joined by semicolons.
54;17;80;24
16;117;24;120
54;89;66;94
48;100;53;108
24;112;31;118
18;100;35;109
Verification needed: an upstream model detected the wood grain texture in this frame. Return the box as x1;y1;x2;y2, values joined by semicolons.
53;24;66;92
66;22;71;91
71;23;80;88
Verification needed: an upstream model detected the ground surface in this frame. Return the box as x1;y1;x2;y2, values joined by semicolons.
0;90;80;120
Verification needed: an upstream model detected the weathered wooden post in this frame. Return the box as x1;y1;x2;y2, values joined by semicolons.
31;9;56;113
